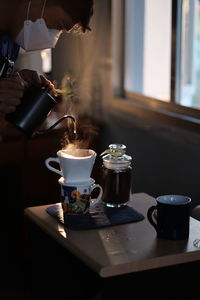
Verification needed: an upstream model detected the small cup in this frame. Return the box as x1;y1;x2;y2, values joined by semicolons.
45;149;96;184
147;195;191;240
59;177;103;215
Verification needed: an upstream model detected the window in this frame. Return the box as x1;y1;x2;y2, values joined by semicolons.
178;0;200;109
124;0;171;101
112;0;200;125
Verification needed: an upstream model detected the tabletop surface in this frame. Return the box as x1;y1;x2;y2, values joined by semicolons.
24;193;200;277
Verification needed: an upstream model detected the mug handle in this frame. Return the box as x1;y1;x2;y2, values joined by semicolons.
45;157;63;177
147;205;158;231
91;184;103;203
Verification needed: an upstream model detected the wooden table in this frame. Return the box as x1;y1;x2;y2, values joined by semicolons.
24;192;200;278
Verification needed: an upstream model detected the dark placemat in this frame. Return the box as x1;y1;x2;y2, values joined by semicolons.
46;201;145;230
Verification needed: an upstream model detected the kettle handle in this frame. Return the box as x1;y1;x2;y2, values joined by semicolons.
45;157;63;177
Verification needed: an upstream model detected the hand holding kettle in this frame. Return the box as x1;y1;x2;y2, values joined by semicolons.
5;71;76;136
0;69;52;117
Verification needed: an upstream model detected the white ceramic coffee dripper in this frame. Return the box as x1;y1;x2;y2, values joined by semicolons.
45;149;97;184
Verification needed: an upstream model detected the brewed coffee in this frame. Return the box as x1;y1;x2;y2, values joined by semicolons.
101;166;132;206
101;144;132;207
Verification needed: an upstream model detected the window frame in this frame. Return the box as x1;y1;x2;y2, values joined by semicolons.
111;0;200;131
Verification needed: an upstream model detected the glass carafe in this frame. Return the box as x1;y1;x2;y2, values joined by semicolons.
101;144;132;207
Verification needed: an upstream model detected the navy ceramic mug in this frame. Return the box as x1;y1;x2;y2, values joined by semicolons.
147;195;191;240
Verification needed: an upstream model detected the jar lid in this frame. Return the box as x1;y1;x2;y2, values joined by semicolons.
101;143;127;157
101;143;132;170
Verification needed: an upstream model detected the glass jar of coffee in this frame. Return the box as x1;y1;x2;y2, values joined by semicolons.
101;144;132;207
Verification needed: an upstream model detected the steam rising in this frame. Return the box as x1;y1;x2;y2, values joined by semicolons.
55;73;99;151
60;116;99;151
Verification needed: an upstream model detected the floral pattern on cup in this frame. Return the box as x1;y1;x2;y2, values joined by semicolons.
60;179;103;215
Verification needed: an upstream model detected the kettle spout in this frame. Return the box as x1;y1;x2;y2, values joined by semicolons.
46;115;76;133
36;115;76;135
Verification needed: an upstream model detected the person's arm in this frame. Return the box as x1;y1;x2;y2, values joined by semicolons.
0;73;24;115
0;69;54;117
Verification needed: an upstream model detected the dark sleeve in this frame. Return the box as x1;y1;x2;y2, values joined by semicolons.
0;33;20;62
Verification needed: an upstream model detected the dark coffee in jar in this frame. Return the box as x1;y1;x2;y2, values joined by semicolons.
101;144;132;207
101;166;132;206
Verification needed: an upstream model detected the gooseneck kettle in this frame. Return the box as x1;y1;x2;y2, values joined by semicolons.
6;85;75;136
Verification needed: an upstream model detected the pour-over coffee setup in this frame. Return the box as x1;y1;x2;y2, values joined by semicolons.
45;148;103;215
44;143;137;228
44;143;146;232
45;144;131;213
